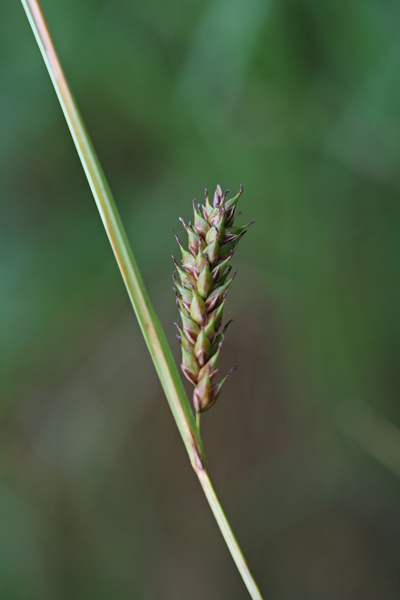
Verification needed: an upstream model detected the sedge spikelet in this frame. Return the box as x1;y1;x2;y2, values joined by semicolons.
173;185;254;414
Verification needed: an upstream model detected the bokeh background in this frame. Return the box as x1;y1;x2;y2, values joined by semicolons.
1;0;400;598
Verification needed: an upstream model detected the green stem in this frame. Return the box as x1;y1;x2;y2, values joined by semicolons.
20;2;263;598
197;470;263;600
196;411;201;432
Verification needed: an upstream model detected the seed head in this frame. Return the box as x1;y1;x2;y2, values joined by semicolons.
172;185;252;414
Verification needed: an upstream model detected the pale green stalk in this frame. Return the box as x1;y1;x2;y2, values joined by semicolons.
20;2;263;598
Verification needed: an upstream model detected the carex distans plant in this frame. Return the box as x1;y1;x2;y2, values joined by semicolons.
173;185;254;415
22;2;264;595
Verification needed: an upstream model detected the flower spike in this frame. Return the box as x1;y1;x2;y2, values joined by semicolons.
172;185;252;415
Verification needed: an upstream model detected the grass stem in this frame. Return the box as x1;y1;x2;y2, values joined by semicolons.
196;411;201;432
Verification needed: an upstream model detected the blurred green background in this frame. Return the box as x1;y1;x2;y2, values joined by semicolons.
1;0;400;598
